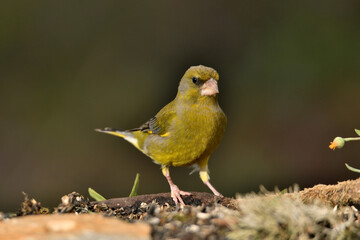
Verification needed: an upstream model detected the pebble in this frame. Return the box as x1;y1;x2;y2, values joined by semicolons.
196;212;211;220
147;217;160;225
172;220;182;228
147;204;160;216
185;224;200;233
163;222;176;231
211;218;228;227
61;195;70;205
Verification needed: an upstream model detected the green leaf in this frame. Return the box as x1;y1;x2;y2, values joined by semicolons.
345;163;360;173
355;129;360;136
88;187;106;201
280;189;288;194
129;173;140;197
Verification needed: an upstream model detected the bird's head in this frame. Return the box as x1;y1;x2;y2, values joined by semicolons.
177;65;220;101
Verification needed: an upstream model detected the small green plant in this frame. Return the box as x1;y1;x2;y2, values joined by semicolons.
129;173;140;197
345;163;360;173
88;187;106;201
88;173;141;201
329;129;360;173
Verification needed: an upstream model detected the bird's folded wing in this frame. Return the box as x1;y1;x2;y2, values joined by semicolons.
129;101;176;136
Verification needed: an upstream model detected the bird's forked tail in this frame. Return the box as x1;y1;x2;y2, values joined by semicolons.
95;127;141;150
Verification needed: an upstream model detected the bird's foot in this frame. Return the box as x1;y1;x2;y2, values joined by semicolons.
170;184;191;206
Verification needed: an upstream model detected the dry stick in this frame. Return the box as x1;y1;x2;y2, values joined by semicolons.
90;192;236;209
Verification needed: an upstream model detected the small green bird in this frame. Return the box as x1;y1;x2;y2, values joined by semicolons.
96;65;227;205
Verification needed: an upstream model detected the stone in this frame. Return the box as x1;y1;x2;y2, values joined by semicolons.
0;213;150;240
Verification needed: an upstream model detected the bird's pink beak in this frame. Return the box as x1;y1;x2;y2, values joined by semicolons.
200;78;219;96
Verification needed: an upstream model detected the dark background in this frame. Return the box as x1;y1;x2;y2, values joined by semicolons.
1;1;360;212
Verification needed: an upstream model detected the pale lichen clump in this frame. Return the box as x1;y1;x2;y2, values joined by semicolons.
227;192;360;239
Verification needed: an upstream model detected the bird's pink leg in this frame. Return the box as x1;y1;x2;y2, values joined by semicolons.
200;170;223;197
162;166;191;205
203;180;223;197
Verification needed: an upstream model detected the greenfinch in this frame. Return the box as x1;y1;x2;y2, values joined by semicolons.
96;65;227;205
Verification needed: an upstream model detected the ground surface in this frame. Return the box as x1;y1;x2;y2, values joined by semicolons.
1;178;360;239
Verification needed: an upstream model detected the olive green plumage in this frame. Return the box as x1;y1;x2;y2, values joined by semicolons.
96;65;226;199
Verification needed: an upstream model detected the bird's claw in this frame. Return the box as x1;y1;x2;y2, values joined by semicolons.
170;184;191;206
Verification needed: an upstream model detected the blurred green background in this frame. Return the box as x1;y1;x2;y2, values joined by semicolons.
1;1;360;212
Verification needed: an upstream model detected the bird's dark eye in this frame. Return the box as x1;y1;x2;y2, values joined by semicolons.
192;77;198;84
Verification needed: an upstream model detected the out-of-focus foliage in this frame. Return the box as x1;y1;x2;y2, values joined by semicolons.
1;1;360;211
